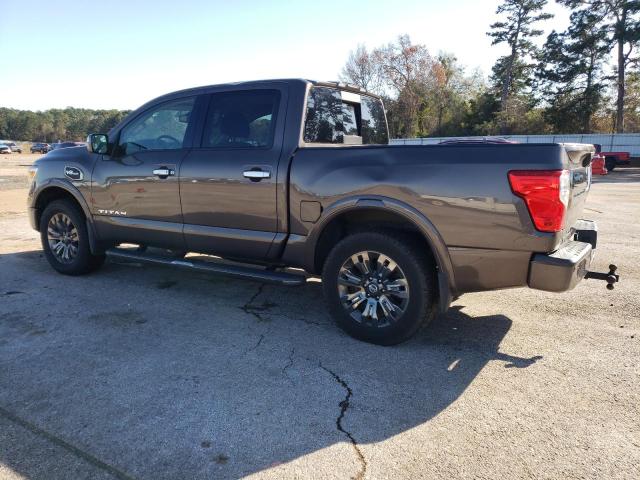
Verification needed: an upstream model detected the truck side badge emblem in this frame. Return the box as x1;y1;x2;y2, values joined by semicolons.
97;209;127;216
64;166;83;181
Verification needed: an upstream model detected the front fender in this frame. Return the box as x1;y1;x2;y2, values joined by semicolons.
30;178;92;220
29;179;104;254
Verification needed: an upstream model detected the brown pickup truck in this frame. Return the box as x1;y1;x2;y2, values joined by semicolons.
27;79;619;344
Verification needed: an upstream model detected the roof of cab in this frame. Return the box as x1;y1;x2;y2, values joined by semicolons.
136;78;379;110
109;79;381;135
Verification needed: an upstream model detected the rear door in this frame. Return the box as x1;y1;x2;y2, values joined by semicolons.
92;95;200;249
179;87;286;259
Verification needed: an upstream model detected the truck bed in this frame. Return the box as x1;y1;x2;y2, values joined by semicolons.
283;142;593;293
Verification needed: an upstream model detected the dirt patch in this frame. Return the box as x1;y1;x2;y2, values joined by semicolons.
87;310;147;327
0;312;47;336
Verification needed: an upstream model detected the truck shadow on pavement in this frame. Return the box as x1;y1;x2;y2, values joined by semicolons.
0;250;542;480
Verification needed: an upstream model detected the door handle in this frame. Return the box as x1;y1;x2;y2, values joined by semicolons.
243;170;271;180
153;167;175;178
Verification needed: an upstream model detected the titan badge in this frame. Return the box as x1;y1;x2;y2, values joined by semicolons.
64;166;83;181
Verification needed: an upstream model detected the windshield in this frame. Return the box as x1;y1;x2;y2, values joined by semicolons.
303;86;389;145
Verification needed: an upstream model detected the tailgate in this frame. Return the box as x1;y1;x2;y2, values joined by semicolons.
561;143;594;233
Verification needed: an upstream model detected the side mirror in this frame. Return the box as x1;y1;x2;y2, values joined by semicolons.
86;133;109;154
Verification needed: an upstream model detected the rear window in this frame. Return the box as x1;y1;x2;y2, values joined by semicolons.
303;87;388;145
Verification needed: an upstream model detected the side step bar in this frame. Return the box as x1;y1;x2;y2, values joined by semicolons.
105;248;307;286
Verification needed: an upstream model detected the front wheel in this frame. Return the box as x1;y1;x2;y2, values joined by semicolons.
322;231;437;345
40;199;105;275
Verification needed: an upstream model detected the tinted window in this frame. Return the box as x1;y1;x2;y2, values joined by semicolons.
303;87;388;145
202;90;279;149
360;95;389;144
118;97;195;155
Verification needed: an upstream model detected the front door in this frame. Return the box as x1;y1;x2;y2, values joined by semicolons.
92;95;197;249
179;88;285;259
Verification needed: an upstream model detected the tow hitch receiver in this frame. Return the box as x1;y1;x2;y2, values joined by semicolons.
585;264;620;290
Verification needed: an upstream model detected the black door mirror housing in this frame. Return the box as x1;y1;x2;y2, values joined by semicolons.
86;133;109;154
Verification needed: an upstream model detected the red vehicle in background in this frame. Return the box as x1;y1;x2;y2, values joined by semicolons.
594;144;631;171
591;151;607;175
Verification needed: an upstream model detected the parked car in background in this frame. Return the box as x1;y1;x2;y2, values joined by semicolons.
591;153;607;175
590;144;606;175
0;143;11;154
593;144;630;171
31;143;51;154
4;142;22;153
602;151;630;171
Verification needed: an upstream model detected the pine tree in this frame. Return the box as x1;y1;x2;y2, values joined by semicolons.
559;1;640;132
488;0;553;133
538;9;610;132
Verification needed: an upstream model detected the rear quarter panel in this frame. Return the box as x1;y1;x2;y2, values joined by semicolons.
287;143;574;293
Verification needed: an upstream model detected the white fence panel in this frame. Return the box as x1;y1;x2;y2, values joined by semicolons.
391;134;640;156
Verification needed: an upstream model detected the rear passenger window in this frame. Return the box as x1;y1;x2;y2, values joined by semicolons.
202;90;280;149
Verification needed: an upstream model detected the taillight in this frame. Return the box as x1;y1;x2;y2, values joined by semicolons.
508;170;570;232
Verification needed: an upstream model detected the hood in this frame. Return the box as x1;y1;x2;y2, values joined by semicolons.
36;145;91;165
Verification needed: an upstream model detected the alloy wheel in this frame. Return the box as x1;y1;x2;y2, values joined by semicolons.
337;250;410;328
47;213;79;264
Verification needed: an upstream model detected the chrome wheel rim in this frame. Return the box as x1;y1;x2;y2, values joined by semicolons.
337;250;410;328
47;213;79;264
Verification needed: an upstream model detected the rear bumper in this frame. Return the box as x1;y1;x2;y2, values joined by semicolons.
528;241;592;292
528;220;597;292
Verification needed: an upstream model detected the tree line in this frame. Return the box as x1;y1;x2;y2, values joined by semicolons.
0;107;130;143
3;1;639;142
340;0;640;138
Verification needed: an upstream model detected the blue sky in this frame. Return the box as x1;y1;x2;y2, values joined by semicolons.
0;0;570;111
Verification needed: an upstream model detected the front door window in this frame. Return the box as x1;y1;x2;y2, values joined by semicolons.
117;97;195;156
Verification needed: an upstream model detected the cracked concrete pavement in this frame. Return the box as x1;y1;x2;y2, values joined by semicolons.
319;364;367;480
1;155;639;479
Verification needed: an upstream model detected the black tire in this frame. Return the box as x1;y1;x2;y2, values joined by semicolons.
322;231;436;345
40;199;105;275
605;157;616;172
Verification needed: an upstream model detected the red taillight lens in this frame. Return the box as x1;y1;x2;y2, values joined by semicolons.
508;170;570;232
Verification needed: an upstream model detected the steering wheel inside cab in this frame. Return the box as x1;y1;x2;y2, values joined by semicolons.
156;134;181;149
119;135;182;156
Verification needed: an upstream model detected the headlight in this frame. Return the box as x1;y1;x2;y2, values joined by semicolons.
27;165;38;186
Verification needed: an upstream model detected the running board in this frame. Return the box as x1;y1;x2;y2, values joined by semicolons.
105;248;307;286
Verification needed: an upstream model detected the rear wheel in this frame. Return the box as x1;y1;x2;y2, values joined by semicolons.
605;157;616;172
40;199;105;275
322;231;436;345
